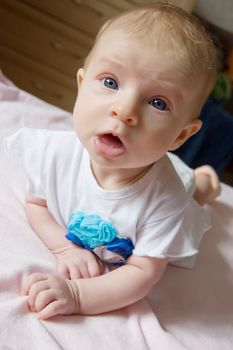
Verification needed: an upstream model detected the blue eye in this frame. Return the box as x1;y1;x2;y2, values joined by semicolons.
103;77;118;90
150;98;167;111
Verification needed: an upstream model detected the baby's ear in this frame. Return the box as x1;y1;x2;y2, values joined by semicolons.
169;119;202;151
77;68;85;88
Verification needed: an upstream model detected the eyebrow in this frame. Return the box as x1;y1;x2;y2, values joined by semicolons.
98;57;123;67
148;79;184;107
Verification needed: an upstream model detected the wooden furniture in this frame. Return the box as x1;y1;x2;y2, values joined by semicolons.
0;0;196;111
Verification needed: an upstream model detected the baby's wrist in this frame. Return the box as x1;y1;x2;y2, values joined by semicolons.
66;279;81;314
51;242;82;256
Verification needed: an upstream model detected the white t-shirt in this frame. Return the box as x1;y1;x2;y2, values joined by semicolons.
4;128;211;268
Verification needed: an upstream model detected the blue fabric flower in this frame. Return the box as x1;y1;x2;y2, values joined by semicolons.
67;211;117;248
66;211;134;265
106;237;134;260
65;232;92;252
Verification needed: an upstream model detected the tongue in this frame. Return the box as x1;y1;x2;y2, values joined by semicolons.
95;134;126;158
101;134;123;148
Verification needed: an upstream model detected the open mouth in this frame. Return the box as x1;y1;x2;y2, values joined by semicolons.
94;133;126;158
100;133;123;148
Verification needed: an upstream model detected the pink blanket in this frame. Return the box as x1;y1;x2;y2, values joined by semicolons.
0;71;232;349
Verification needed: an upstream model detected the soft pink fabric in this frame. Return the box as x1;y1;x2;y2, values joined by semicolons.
148;184;233;349
0;70;232;349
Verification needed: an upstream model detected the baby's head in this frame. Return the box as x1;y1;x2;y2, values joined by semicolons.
74;4;218;170
84;3;217;109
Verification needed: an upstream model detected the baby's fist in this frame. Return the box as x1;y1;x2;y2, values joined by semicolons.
21;272;80;319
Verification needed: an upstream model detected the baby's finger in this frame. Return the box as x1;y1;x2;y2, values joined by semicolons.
87;258;102;278
36;300;63;320
21;272;49;296
57;263;70;279
68;264;82;280
34;289;56;313
78;261;91;279
97;258;104;274
27;280;50;312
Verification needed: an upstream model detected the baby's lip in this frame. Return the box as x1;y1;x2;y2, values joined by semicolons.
94;132;126;158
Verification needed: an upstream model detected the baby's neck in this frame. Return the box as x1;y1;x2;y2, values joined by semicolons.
90;161;153;191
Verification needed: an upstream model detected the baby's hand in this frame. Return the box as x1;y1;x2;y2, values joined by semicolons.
53;243;103;279
21;272;80;320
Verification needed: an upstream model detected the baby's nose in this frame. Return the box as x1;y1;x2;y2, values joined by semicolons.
109;96;139;126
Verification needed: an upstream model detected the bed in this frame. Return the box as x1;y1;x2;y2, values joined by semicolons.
1;71;233;349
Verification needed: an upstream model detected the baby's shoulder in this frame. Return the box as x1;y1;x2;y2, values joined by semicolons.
4;127;83;167
142;156;189;220
151;155;187;196
17;127;81;152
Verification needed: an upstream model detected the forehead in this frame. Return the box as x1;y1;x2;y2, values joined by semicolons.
92;29;136;58
88;29;192;83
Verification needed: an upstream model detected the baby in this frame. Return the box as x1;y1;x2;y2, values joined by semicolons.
4;3;221;319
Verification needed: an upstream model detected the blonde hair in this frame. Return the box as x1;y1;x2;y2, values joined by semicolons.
84;3;217;100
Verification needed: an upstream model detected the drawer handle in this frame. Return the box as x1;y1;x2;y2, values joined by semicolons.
31;80;63;100
50;39;82;60
72;0;103;18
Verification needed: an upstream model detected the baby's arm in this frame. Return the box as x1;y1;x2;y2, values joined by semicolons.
75;254;168;315
22;254;168;319
25;195;103;279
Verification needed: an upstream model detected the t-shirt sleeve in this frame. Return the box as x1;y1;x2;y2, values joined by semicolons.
167;152;195;196
3;127;49;199
133;199;211;265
